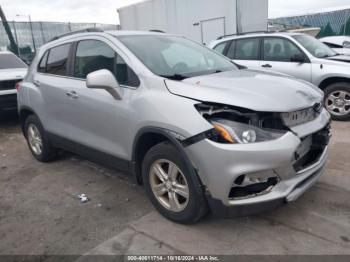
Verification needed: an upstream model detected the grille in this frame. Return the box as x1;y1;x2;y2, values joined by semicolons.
281;104;322;127
0;79;21;91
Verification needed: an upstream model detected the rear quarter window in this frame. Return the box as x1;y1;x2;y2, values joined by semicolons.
38;51;49;73
213;41;228;54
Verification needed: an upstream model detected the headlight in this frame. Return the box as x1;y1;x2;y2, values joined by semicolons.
211;119;285;144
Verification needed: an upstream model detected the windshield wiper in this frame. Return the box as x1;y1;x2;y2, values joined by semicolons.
160;74;189;80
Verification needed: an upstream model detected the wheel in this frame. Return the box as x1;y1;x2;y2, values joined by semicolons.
142;142;208;224
324;82;350;121
25;115;57;162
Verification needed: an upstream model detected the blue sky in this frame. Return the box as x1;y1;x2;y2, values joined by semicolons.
1;0;350;24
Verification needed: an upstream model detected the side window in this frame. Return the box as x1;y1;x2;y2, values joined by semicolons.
234;38;260;60
226;40;236;59
38;51;49;73
263;37;305;62
74;40;139;87
213;41;228;54
74;40;114;79
46;44;71;76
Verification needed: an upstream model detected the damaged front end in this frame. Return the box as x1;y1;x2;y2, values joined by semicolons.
191;103;291;200
185;102;330;202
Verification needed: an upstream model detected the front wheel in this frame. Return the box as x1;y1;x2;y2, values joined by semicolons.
142;142;207;224
324;82;350;121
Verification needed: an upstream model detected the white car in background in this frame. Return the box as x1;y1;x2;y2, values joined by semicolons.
209;32;350;120
320;36;350;56
0;51;27;112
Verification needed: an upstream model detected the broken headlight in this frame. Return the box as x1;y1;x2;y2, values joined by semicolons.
195;103;287;144
211;119;285;144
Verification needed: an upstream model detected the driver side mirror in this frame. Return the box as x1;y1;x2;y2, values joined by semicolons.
86;69;122;100
290;54;307;63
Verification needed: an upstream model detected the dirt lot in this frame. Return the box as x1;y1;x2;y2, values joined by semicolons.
0;112;349;256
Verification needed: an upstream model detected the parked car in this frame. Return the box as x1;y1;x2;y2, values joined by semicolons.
18;29;331;223
209;32;350;120
320;36;350;56
0;51;27;112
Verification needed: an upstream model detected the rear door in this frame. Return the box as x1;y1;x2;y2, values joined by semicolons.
227;37;261;69
260;37;312;82
34;43;74;136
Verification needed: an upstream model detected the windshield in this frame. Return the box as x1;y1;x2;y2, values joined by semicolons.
117;35;236;79
0;53;27;69
293;35;337;58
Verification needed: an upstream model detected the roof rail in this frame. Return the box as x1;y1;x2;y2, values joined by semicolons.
216;31;271;40
49;28;104;42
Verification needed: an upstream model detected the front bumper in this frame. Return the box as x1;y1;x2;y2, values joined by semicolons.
185;109;330;216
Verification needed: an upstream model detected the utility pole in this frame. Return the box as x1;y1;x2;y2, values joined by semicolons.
12;21;21;57
0;5;19;55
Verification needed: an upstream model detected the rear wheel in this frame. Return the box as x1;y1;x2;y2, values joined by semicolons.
25;115;57;162
142;142;207;224
324;82;350;121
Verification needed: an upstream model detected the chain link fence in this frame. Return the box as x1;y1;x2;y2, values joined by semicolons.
0;21;118;63
271;8;350;38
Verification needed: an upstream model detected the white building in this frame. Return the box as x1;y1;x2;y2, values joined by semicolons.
118;0;269;44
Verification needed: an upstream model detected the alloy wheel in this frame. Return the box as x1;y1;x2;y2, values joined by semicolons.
149;159;189;212
28;124;43;155
325;90;350;116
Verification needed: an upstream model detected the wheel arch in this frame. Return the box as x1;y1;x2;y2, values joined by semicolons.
19;106;38;137
318;77;350;90
132;127;203;193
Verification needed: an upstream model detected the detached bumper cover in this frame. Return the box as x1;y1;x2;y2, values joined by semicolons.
206;147;327;218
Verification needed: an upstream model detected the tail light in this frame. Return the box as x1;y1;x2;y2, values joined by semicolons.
15;81;23;91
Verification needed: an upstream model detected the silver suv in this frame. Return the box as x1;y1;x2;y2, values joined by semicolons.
18;29;331;223
209;32;350;120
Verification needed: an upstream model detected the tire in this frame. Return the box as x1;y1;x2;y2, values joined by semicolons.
324;82;350;121
142;142;208;224
24;115;57;162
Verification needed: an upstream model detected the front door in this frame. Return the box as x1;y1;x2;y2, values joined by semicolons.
260;37;312;82
62;39;140;160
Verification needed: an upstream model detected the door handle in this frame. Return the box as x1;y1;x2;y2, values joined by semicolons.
33;80;41;87
65;91;79;99
261;64;272;68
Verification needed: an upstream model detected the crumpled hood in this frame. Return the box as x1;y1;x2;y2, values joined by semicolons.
0;68;27;81
165;69;323;112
